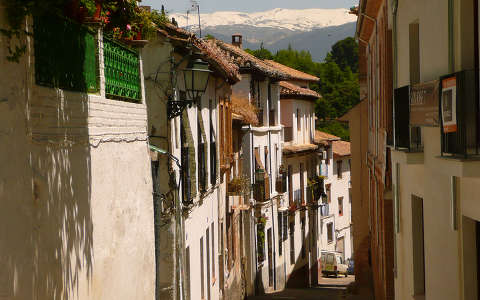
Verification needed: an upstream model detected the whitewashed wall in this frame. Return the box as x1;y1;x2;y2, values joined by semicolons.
0;12;155;299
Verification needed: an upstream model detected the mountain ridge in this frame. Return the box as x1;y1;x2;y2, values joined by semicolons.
171;8;356;32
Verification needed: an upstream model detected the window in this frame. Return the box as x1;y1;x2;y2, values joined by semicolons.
206;229;211;300
297;109;301;131
338;197;344;216
267;228;273;287
257;222;265;262
185;246;191;298
278;213;283;256
337;160;343;179
412;195;425;295
264;146;269;174
211;222;215;278
209;99;217;185
288;165;293;205
327;222;333;243
200;237;205;299
300;163;305;204
301;217;306;258
289;222;295;264
326;184;331;203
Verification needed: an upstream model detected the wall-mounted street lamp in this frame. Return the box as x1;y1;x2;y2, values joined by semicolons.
184;58;212;100
167;56;212;119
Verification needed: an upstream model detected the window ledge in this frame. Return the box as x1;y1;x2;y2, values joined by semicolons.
434;156;480;178
391;148;424;165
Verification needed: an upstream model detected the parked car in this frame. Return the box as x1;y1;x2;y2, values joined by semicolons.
321;251;348;277
347;258;354;275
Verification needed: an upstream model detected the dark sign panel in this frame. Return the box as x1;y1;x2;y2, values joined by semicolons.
409;80;440;126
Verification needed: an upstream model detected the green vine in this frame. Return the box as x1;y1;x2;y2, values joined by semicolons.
1;0;169;62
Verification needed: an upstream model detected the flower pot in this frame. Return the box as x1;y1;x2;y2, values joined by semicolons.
134;31;142;40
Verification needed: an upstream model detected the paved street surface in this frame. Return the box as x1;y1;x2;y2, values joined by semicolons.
247;276;374;300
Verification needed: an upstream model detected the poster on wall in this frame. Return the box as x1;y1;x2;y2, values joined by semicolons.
441;76;457;133
410;80;440;126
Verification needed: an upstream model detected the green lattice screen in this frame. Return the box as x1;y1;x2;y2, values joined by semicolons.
33;15;98;93
103;38;141;101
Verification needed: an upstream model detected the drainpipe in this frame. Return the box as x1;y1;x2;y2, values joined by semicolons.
448;0;455;73
393;0;398;149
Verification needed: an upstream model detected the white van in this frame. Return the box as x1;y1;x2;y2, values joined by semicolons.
320;251;348;277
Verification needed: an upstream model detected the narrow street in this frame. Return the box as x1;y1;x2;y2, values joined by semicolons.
247;276;373;300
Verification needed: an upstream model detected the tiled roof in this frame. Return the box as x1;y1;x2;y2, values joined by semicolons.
214;40;291;80
279;81;321;100
158;24;241;83
314;130;341;144
231;95;259;126
332;140;351;157
265;60;319;82
282;143;318;155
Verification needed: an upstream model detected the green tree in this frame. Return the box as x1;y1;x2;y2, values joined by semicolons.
325;37;358;73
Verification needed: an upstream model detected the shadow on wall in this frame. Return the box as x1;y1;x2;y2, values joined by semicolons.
0;88;94;299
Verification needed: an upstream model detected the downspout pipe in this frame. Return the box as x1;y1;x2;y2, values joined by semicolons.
393;0;399;149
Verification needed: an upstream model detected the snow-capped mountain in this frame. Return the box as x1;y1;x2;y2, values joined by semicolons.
171;8;356;32
170;8;357;62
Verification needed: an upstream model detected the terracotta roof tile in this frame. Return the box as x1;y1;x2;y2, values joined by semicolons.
279;81;321;100
332;140;351;157
283;143;318;155
314;130;341;144
214;41;291;80
265;60;319;82
158;24;241;83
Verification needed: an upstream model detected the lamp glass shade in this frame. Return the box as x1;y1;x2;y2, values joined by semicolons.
183;58;212;100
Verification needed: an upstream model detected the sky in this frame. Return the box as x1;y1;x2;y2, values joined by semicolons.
141;0;359;14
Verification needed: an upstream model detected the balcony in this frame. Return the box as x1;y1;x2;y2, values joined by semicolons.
440;70;480;158
394;85;423;152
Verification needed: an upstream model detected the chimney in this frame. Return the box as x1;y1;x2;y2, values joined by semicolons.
232;34;243;48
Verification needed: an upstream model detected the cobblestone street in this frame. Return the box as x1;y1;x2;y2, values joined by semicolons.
247;276;374;300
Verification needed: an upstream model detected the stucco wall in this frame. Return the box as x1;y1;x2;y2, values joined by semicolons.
0;12;155;299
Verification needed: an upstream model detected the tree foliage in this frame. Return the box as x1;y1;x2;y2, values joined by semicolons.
247;37;359;140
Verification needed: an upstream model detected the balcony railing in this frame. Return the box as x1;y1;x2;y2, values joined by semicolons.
104;37;141;101
440;70;480;158
394;85;423;152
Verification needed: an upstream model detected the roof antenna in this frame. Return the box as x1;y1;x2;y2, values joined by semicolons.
188;0;202;37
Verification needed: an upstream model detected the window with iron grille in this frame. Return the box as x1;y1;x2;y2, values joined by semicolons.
34;14;98;93
337;160;343;179
289;222;295;264
278;213;283;256
327;222;333;243
338;197;344;216
301;217;306;259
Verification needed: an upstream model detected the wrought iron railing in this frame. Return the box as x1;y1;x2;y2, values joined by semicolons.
440;70;480;158
103;37;141;101
394;85;423;152
34;14;98;93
